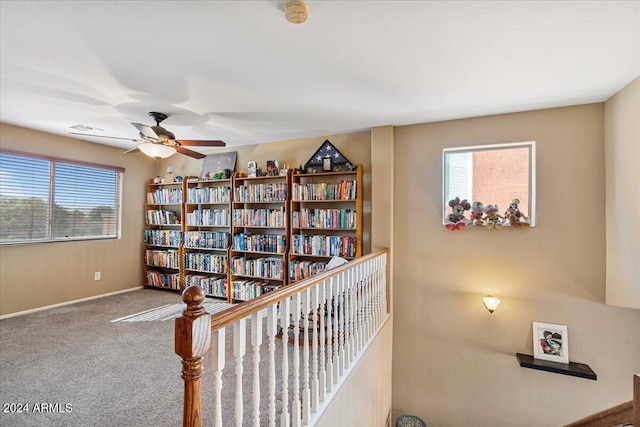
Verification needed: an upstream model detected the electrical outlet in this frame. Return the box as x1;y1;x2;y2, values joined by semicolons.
94;272;101;281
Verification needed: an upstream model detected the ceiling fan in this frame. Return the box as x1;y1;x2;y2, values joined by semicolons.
71;112;225;159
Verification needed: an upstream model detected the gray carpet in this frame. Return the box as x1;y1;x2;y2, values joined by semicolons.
0;289;298;427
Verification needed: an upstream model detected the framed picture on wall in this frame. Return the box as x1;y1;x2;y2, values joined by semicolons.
532;321;569;364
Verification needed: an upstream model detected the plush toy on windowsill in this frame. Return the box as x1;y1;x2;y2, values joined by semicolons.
483;204;504;230
445;197;471;231
504;198;530;227
469;201;485;225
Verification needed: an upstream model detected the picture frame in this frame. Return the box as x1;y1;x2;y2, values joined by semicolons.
532;321;569;364
200;151;237;180
266;160;279;176
322;157;332;172
247;161;257;178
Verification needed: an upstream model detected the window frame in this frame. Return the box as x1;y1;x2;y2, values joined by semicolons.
442;141;536;227
0;149;124;245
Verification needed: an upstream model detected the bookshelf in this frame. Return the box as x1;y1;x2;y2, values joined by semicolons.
143;180;183;291
182;176;233;301
229;170;291;302
289;165;363;283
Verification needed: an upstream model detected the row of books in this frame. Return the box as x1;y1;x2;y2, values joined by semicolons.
183;253;228;274
146;209;180;225
232;233;286;254
231;256;284;280
292;180;357;201
289;260;328;281
145;270;180;290
292;208;356;229
234;183;287;202
231;280;281;301
185;209;230;227
144;229;181;247
184;277;227;299
186;186;231;204
147;188;182;205
144;249;180;269
233;208;285;228
291;235;357;258
183;231;230;250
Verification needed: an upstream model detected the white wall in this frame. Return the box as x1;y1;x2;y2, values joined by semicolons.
604;76;640;309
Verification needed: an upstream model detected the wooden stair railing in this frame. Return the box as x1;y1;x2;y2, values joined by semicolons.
564;374;639;427
175;249;390;427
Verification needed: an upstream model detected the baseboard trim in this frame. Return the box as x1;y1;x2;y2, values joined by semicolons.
0;286;144;320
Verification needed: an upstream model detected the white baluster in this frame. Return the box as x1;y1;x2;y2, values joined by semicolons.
234;318;246;427
345;269;352;366
351;264;363;352
251;311;262;427
266;304;278;427
338;271;346;376
291;293;301;427
362;264;368;346
326;276;335;391
302;289;311;424
312;282;321;410
211;328;226;427
382;254;388;315
280;298;291;427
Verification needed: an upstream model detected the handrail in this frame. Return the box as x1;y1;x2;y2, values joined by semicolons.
176;248;390;427
209;248;389;332
563;374;639;427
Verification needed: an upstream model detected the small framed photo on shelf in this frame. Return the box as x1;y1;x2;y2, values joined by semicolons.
322;157;332;172
532;321;569;364
247;161;257;178
266;160;279;176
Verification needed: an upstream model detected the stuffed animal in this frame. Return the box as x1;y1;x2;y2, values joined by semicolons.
469;201;484;225
504;198;530;227
483;204;504;229
445;197;471;231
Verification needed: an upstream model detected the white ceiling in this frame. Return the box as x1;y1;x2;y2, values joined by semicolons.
1;1;639;153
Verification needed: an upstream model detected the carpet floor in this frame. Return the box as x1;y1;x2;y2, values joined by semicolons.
0;288;295;427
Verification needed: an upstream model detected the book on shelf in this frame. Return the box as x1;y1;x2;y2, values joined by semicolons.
183;231;230;250
233;233;286;253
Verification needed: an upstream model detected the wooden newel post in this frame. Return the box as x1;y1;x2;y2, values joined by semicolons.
175;286;211;427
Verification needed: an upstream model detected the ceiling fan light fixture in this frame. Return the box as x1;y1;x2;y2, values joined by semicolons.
138;142;176;159
285;0;308;24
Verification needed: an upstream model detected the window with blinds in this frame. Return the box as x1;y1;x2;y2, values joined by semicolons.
443;142;536;226
0;150;123;244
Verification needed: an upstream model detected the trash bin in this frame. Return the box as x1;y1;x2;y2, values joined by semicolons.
396;415;426;427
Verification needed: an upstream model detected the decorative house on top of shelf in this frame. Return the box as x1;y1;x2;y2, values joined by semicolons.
304;140;356;173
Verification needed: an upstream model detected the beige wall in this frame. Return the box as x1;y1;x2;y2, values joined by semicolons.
392;104;640;425
315;317;393;427
0;123;156;315
604;77;640;308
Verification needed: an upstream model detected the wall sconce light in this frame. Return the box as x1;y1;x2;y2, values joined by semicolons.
483;295;501;313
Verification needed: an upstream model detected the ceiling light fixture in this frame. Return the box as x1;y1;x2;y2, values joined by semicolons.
138;142;176;159
285;0;309;24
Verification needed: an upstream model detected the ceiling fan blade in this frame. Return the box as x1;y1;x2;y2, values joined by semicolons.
70;132;140;142
131;122;158;139
176;146;206;159
176;139;226;147
123;147;141;155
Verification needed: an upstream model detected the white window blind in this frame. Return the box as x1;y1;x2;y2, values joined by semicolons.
444;151;472;202
0;151;123;244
